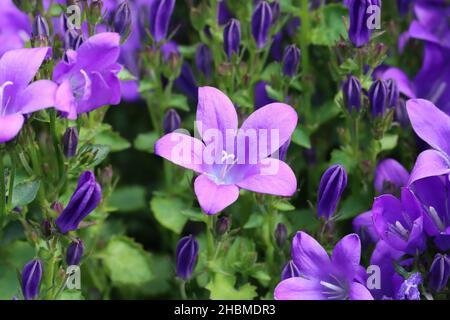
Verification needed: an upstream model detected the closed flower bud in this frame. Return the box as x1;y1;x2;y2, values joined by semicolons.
374;158;409;194
32;14;50;46
317;164;348;220
282;45;301;77
149;0;175;42
429;254;450;293
113;1;132;41
216;216;231;236
270;1;280;24
347;0;381;47
396;273;422;300
51;201;64;214
195;44;213;78
41;220;52;238
251;1;273;49
66;240;84;266
176;235;199;280
369;79;388;117
281;260;301;280
395;98;409;127
274;223;287;248
223;19;241;61
386;79;399;109
21;259;43;300
343;75;362;112
63;127;79;158
217;0;233;26
163;109;181;134
55;171;102;233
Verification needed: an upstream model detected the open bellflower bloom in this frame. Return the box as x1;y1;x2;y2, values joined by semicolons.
224;19;241;61
66;240;84;266
149;0;175;43
369;79;389;117
347;0;381;47
251;1;273;49
55;171;102;233
176;235;199;280
372;188;426;254
374;158;409;194
317;164;348;220
0;47;57;143
396;273;422;300
53;32;121;120
281;260;301;281
275;232;373;300
282;45;301;78
154;87;297;214
343;75;361;113
429;254;450;292
21;259;43;300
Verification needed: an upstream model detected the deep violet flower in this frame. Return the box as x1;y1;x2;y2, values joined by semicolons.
63;127;79;158
0;47;57;144
317;164;348;220
154;87;297;214
275;232;373;300
176;235;199;280
66;239;85;266
396;273;422;300
281;260;301;281
374;158;409;194
149;0;175;43
347;0;381;47
372;188;426;254
53;32;122;120
251;1;273;49
342;75;362;113
429;253;450;292
21;259;43;300
55;171;102;233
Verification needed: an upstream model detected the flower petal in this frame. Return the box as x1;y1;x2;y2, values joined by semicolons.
349;282;374;300
274;277;325;300
381;67;416;98
194;174;239;215
331;234;361;281
292;231;330;278
236;158;297;196
54;79;77;120
15;80;57;114
75;33;121;72
0;114;24;143
154;132;205;173
408;149;450;185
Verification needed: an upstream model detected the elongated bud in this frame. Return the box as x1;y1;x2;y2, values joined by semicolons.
317;164;348;220
386;79;399;109
429;254;450;293
282;45;301;77
63;127;79;158
347;0;381;47
113;1;132;41
216;216;231;236
149;0;175;42
195;44;213;79
251;1;272;49
369;79;388;117
176;235;199;280
281;260;301;280
270;1;281;24
374;158;409;194
223;19;241;61
217;0;232;25
21;259;43;300
395;98;409;127
274;223;287;248
32;14;50;47
343;75;361;112
163;109;181;134
66;240;84;266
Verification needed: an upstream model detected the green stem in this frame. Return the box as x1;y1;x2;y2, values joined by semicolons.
7;149;16;211
179;281;188;300
49;110;64;187
206;215;215;262
0;150;5;228
299;0;312;119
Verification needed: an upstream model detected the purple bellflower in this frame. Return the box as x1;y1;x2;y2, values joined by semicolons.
275;232;373;300
154;87;297;214
281;260;301;281
317;164;348;220
0;47;57;144
251;1;273;49
217;0;233;26
53;32;122;120
176;235;199;280
149;0;175;43
21;259;43;300
374;158;409;194
224;19;241;61
195;44;213;79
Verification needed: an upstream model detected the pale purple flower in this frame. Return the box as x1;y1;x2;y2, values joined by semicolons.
0;47;57;143
0;0;31;57
154;87;297;214
275;232;373;300
374;158;409;194
53;32;122;120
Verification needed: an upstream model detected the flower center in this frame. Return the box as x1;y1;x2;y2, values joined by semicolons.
388;220;410;241
70;69;91;102
427;206;446;232
219;150;238;180
0;81;13;116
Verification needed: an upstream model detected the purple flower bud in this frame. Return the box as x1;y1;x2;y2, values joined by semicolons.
270;1;280;24
174;62;198;101
55;171;102;233
113;1;132;40
63;127;78;158
251;1;273;49
395;98;409;127
274;223;287;248
282;45;301;77
223;19;241;61
64;30;84;51
254;81;276;110
270;31;283;61
195;44;213;79
369;79;388;117
32;14;50;39
176;235;199;280
317;164;348;220
281;260;301;280
60;13;70;34
21;259;43;300
66;240;84;266
386;79;399;109
396;273;422;300
347;0;381;47
163;109;181;134
217;0;233;25
149;0;175;42
343;75;362;112
374;158;409;194
429;254;450;293
397;0;411;16
216;216;231;236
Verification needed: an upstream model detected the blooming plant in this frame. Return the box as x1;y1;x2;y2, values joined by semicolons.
0;0;448;302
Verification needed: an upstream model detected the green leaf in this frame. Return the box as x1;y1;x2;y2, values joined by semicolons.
94;130;130;152
330;146;357;172
78;144;110;167
337;194;370;220
206;273;258;300
11;179;40;207
380;134;398;152
118;68;137;81
291;127;311;149
133;132;159;153
166;94;190;111
150;196;189;234
102;236;153;287
310;4;348;46
110;186;147;212
58;290;84;300
243;213;264;229
266;85;284;101
273;199;296;211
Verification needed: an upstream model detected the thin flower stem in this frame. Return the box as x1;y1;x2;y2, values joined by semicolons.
205;215;215;262
179;280;188;300
49;110;65;188
0;149;5;228
7;149;16;211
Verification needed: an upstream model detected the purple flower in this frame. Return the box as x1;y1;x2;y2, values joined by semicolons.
149;0;175;42
281;260;301;281
282;45;301;78
176;235;199;280
254;81;276;110
53;32;122;120
397;0;411;16
317;164;348;220
429;253;450;292
163;109;181;134
369;79;389;117
217;0;233;26
224;19;241;61
251;1;273;49
195;44;213;79
372;188;426;254
396;273;422;300
154;87;297;214
55;171;102;233
66;239;84;266
374;158;409;194
386;79;399;109
353;211;379;245
275;232;373;300
63;127;79;158
347;0;381;47
0;0;31;56
0;47;57;144
343;75;362;113
21;259;43;300
270;32;283;61
113;1;132;39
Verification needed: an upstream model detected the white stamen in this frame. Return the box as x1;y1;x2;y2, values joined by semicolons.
0;81;14;116
428;206;446;232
